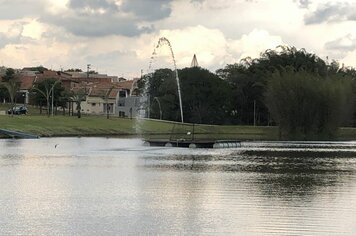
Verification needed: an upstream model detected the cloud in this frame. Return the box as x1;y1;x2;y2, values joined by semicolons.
0;22;25;48
190;0;245;10
325;34;356;51
86;50;139;73
121;0;172;21
2;0;356;77
294;0;311;8
43;14;153;37
228;29;285;61
0;0;45;20
69;0;117;10
39;0;174;37
305;2;356;24
134;26;286;72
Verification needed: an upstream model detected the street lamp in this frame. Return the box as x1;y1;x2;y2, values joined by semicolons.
32;79;60;117
153;97;162;120
50;80;60;117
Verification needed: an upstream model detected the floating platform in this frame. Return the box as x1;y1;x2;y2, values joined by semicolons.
0;129;39;139
143;139;241;149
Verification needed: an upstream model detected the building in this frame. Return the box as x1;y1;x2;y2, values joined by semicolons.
115;79;141;118
81;86;120;115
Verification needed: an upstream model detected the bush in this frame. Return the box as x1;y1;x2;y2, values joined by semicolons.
266;67;354;140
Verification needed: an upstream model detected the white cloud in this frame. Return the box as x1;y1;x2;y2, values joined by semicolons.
22;20;45;39
1;0;356;77
135;26;285;73
342;50;356;68
228;29;285;61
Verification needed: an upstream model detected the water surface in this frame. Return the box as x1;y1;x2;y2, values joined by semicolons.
1;138;356;235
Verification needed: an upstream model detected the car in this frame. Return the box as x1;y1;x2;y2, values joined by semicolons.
7;106;28;115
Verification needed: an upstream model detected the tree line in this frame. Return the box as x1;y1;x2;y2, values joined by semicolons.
142;46;356;140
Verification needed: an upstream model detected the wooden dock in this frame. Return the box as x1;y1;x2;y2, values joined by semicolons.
0;129;39;139
144;139;241;149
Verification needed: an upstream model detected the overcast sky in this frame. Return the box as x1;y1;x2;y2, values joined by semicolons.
1;0;356;78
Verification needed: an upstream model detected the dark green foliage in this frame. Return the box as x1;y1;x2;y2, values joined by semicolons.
2;68;16;82
0;68;20;116
145;69;180;121
0;87;8;103
257;46;329;76
217;46;356;126
217;63;266;125
65;68;83;72
145;67;232;124
179;67;232;124
266;68;354;140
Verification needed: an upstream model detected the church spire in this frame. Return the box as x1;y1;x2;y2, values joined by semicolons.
191;54;199;67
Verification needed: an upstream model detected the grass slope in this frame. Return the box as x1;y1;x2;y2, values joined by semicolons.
0;114;279;140
2;104;355;140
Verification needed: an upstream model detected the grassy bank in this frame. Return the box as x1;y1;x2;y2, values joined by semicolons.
2;110;356;141
0;115;136;137
0;113;279;140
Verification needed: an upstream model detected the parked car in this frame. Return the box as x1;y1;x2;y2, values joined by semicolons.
7;106;28;115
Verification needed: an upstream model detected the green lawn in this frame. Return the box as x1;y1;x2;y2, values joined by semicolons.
2;104;356;140
0;115;136;137
0;111;280;140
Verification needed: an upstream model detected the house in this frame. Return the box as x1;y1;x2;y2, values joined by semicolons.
115;78;141;118
81;86;120;115
18;75;36;104
80;78;143;118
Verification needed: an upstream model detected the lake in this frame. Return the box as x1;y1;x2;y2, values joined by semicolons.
1;138;356;235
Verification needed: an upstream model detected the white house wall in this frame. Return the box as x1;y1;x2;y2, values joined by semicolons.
81;97;116;114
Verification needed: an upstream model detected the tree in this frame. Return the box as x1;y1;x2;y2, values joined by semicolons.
0;78;20;116
265;67;354;140
32;78;63;116
2;68;16;82
143;67;232;124
65;68;83;72
0;87;7;103
179;67;232;124
143;69;180;121
103;87;114;119
217;63;266;125
71;89;86;118
217;46;341;125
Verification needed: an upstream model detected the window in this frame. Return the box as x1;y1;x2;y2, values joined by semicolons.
119;91;126;98
91;103;96;106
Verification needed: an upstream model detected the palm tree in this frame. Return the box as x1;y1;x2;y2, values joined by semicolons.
71;89;86;118
0;79;20;117
103;86;114;119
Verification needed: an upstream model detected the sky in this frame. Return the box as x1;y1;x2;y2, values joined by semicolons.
1;0;356;78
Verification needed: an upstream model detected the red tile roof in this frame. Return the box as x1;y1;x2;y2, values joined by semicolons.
20;76;36;90
88;87;119;99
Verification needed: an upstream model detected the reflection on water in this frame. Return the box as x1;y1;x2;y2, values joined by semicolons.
1;138;356;235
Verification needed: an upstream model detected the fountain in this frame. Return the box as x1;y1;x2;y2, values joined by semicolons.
146;37;184;123
140;38;241;148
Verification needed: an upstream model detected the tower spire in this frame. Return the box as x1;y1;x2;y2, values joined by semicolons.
191;54;199;67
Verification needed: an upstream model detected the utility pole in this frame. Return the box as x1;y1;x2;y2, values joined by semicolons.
86;64;91;94
253;100;256;126
87;64;91;80
51;87;54;116
50;80;60;117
